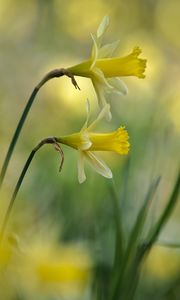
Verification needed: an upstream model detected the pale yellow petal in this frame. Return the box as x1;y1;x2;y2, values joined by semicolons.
88;103;111;130
98;40;121;58
107;78;128;95
97;16;109;39
79;131;92;150
81;99;91;131
77;151;86;184
92;67;113;89
90;34;98;70
84;151;112;179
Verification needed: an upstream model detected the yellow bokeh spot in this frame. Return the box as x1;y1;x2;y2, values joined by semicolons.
155;0;180;49
43;58;96;116
19;241;92;298
0;0;36;38
145;245;180;280
55;0;111;40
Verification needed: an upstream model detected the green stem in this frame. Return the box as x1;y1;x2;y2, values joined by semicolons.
123;170;180;300
110;177;160;300
0;137;63;243
148;170;180;246
109;180;124;266
0;68;79;189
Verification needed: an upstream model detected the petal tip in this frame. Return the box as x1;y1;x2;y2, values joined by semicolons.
97;15;109;38
107;171;113;179
79;177;86;184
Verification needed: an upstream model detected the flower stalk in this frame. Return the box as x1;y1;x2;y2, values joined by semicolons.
0;137;63;243
0;69;79;189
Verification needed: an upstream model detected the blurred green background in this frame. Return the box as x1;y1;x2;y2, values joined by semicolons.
0;0;180;299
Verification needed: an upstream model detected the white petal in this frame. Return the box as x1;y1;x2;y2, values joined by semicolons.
93;67;113;89
81;99;91;130
90;34;98;70
105;109;112;122
86;98;90;111
98;40;121;58
92;78;106;107
97;105;112;122
77;151;86;183
88;102;111;131
91;79;112;122
84;151;112;179
79;131;92;150
107;78;128;95
97;16;109;39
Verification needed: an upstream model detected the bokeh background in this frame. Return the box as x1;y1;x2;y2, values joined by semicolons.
0;0;180;299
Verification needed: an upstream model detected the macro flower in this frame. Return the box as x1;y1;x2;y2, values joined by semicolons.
57;101;130;183
68;16;147;120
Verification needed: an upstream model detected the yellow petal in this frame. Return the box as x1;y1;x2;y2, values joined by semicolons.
88;127;130;154
77;151;86;184
95;47;147;78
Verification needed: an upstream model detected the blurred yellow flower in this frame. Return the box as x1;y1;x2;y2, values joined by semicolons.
58;101;130;183
0;224;92;300
68;16;147;120
19;241;92;299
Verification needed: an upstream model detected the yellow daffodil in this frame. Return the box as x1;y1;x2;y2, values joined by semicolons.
57;101;130;183
68;16;147;120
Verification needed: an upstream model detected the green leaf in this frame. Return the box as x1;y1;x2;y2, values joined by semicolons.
148;170;180;246
109;177;160;300
126;176;161;258
108;180;124;265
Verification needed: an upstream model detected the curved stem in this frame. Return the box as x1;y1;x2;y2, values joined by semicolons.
0;137;63;243
0;68;79;189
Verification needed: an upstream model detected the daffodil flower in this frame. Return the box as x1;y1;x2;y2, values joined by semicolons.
68;16;147;120
57;102;130;183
